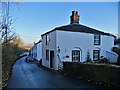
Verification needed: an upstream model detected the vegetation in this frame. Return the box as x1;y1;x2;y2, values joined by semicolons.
84;50;93;64
112;47;120;65
94;56;109;64
63;62;120;87
2;36;26;88
0;2;23;89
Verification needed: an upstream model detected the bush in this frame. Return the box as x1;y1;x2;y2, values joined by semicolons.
84;50;93;64
94;56;110;64
100;56;110;63
2;37;26;89
112;47;120;65
63;62;120;87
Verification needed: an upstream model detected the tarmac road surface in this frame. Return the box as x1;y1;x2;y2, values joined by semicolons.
7;56;106;88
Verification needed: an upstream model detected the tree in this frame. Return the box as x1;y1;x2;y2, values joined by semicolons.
112;47;120;65
0;1;22;89
2;36;26;89
0;1;20;45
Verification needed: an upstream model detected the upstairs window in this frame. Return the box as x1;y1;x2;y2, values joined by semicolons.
46;34;49;45
94;35;100;45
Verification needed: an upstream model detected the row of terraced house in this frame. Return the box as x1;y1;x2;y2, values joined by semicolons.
29;11;118;70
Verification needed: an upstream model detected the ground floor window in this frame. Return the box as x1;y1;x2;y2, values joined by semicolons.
46;50;49;60
93;50;100;61
72;50;80;62
35;52;37;58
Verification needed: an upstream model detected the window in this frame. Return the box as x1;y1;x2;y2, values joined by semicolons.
93;50;100;61
46;34;49;45
46;50;49;60
94;35;100;45
72;50;80;62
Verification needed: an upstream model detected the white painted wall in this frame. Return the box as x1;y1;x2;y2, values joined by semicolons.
42;30;116;70
32;42;42;61
106;51;118;63
56;30;115;63
42;31;57;70
31;46;35;59
36;42;42;61
56;30;92;63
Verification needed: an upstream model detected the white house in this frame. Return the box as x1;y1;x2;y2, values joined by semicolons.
41;11;118;70
30;40;42;61
35;40;42;61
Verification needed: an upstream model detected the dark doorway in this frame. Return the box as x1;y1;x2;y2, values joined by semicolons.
50;50;54;68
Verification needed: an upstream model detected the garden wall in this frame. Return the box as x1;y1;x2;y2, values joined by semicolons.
63;62;120;87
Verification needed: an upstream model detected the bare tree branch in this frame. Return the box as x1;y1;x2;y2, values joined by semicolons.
0;1;20;45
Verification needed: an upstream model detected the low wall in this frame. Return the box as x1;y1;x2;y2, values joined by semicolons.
63;62;120;87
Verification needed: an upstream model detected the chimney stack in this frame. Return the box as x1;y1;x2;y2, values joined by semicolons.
70;11;79;24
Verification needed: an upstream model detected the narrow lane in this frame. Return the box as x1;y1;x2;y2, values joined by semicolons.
7;57;105;88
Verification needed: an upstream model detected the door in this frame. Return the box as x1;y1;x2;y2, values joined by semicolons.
50;50;54;68
72;50;80;62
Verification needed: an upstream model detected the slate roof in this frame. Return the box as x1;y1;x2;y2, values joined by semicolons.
41;24;115;37
34;40;42;45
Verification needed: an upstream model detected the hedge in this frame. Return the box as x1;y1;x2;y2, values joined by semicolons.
63;62;120;87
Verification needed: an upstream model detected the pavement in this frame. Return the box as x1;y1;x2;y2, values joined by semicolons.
6;56;106;88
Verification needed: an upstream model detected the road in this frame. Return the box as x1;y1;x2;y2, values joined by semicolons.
7;56;105;88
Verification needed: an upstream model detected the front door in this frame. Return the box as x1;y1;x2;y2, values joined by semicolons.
72;50;80;62
50;50;54;68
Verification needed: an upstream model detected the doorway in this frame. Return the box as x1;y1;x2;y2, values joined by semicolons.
50;50;54;68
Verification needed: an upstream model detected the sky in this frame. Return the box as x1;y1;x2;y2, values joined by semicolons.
10;2;118;45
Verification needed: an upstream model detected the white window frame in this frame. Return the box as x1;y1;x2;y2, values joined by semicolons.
72;50;80;62
94;35;100;45
93;50;100;61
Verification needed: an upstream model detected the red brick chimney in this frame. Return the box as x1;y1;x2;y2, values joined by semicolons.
70;11;79;24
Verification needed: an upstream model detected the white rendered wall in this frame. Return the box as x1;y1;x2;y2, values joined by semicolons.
100;35;114;56
42;31;57;70
106;51;118;62
36;42;42;61
33;45;37;60
42;30;115;70
56;30;115;63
